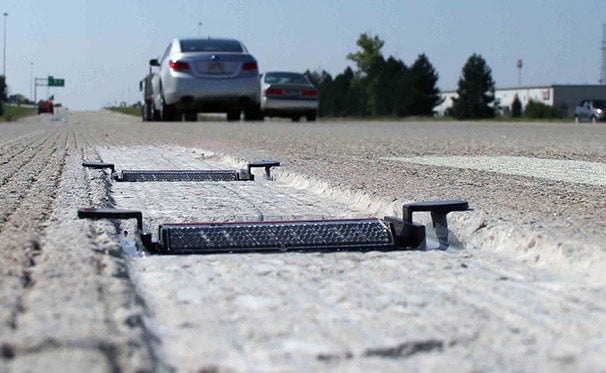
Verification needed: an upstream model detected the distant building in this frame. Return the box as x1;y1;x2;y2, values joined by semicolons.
436;84;606;117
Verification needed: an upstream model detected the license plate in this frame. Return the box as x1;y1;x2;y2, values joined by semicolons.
285;90;300;97
207;61;224;74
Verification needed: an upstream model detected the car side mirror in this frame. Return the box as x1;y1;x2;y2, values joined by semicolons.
149;59;160;67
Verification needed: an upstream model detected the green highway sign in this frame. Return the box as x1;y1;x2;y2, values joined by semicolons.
48;76;65;87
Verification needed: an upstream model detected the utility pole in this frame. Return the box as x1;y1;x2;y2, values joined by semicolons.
600;23;606;84
198;22;202;37
3;12;7;77
30;62;33;100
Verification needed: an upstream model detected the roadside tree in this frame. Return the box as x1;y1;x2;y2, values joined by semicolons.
450;54;496;119
304;69;333;117
307;32;444;118
375;57;409;116
0;75;7;102
347;33;387;116
331;67;355;117
346;33;385;77
409;54;443;116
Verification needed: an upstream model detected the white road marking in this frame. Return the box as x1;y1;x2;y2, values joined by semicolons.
381;156;606;186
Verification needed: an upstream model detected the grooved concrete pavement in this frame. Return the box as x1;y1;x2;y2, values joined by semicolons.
1;110;605;372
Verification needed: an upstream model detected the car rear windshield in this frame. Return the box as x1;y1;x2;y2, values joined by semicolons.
264;72;310;84
180;39;244;53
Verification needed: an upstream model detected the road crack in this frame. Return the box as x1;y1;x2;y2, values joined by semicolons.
363;339;444;358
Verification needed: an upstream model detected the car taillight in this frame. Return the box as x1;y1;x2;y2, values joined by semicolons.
301;89;318;97
264;88;283;95
242;61;258;72
169;60;190;71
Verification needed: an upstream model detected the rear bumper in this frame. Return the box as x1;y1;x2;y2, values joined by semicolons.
163;74;260;112
176;96;258;112
261;97;318;116
575;111;606;121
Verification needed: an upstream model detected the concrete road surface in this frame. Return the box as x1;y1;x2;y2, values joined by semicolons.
1;110;605;372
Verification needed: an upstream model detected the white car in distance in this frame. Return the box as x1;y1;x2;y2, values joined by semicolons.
260;72;319;122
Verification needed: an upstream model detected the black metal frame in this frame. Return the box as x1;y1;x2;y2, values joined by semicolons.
77;200;469;255
82;159;280;182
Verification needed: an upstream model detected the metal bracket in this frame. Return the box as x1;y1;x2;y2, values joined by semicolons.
247;160;280;179
82;161;115;173
77;208;155;250
383;216;426;249
402;200;470;250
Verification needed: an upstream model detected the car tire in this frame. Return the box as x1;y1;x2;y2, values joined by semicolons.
142;103;149;121
244;106;262;121
291;116;301;122
306;113;316;122
145;103;153;121
574;115;580;124
591;116;597;124
226;110;241;122
152;104;160;121
161;99;178;121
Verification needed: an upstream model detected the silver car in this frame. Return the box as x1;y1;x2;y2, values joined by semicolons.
260;72;318;121
148;38;261;121
574;99;606;123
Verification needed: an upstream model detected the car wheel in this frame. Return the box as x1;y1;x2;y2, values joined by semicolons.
574;115;580;124
142;103;149;121
591;116;597;124
184;112;197;122
291;116;301;122
226;110;241;122
152;105;160;121
161;99;177;121
145;103;153;121
306;113;316;122
244;106;262;121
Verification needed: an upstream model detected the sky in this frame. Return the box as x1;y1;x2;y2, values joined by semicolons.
2;0;605;110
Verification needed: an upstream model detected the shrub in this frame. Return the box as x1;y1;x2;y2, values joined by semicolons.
524;100;560;119
511;95;522;118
